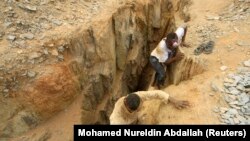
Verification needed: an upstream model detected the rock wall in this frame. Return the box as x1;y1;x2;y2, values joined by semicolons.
78;0;177;124
79;0;204;124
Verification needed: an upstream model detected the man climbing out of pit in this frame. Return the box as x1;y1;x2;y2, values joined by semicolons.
149;24;189;89
109;90;189;124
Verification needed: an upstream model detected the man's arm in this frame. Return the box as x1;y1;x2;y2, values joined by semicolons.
135;90;169;104
181;25;189;47
164;50;184;65
168;96;190;109
164;57;177;65
136;90;190;109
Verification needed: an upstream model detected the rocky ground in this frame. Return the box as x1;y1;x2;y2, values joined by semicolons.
190;0;250;124
0;0;124;140
0;0;118;97
195;0;250;124
152;0;250;124
1;0;249;141
215;60;250;124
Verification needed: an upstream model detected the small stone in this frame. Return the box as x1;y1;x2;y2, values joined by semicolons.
0;32;4;38
234;27;240;32
237;67;250;73
224;78;234;83
29;52;42;60
20;33;34;40
210;82;219;92
220;66;228;71
27;71;36;78
236;41;250;46
224;83;235;88
57;55;64;61
228;94;237;100
232;75;242;84
7;35;16;41
220;107;228;113
229;101;239;105
221;113;231;119
228;118;235;124
55;6;61;10
243;60;250;67
229;104;241;110
206;15;220;20
224;119;230;124
48;43;54;47
233;117;240;124
228;87;240;95
18;3;37;12
52;19;62;26
57;46;64;53
209;93;215;96
225;95;233;103
236;84;245;91
51;49;58;56
3;89;9;93
213;107;220;113
37;57;45;63
231;89;241;95
44;49;49;55
238;93;249;105
4;22;13;28
28;59;36;65
41;23;52;30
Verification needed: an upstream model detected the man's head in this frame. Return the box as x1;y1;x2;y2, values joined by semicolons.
124;93;141;113
166;32;178;49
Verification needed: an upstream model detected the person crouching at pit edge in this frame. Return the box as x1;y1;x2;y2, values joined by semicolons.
109;90;189;124
149;24;189;89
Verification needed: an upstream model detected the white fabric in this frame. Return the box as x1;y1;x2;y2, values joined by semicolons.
175;27;185;45
150;39;172;62
150;26;185;63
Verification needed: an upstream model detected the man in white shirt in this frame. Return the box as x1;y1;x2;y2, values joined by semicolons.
109;90;189;124
150;24;189;89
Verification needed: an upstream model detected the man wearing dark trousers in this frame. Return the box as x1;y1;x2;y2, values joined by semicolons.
150;24;189;89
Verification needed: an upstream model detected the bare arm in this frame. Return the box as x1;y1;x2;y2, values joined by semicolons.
164;57;177;65
164;50;184;65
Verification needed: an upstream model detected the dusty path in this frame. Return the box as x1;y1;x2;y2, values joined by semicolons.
9;0;250;140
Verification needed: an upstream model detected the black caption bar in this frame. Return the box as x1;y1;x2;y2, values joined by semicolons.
74;125;250;139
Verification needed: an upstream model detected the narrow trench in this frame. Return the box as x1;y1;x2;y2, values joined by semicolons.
92;38;205;125
86;0;205;125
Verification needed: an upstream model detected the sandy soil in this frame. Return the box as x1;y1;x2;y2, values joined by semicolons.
155;0;249;124
9;0;250;140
